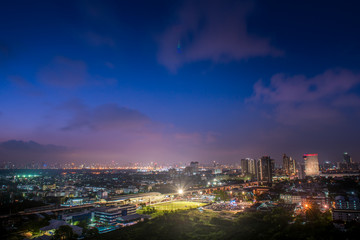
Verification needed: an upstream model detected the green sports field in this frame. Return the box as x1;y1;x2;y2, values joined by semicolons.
152;201;207;211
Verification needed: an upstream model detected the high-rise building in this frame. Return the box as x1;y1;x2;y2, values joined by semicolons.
190;161;199;175
283;154;296;176
257;156;273;185
248;158;257;176
322;161;334;170
343;152;352;164
298;163;306;179
303;154;320;176
241;158;257;177
241;159;249;174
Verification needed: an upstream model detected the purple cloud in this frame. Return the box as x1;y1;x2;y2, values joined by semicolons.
37;56;88;88
60;100;151;131
249;69;360;125
0;140;70;163
157;1;282;72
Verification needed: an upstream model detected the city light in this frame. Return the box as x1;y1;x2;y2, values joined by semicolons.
0;1;359;239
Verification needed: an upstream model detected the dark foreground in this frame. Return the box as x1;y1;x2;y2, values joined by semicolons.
92;208;359;240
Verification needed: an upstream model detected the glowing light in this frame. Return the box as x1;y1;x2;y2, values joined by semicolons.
178;189;184;194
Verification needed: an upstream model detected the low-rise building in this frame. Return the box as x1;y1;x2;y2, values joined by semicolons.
92;204;136;226
61;211;92;224
280;194;302;204
334;195;360;210
332;209;360;222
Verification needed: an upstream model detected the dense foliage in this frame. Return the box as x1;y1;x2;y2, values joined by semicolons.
94;208;359;240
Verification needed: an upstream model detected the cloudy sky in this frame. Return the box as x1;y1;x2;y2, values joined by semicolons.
1;0;360;165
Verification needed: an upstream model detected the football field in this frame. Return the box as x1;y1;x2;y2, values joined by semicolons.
152;201;206;211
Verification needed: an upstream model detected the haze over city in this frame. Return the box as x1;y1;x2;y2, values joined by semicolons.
1;0;360;165
2;1;360;240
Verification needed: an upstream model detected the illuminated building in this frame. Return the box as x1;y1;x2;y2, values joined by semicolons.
280;194;302;204
343;152;352;164
282;154;296;176
333;195;360;222
190;161;199;175
332;209;360;222
62;211;92;224
92;205;136;226
241;158;257;177
257;156;272;185
334;196;360;210
241;159;248;174
303;154;319;176
298;164;306;179
248;158;257;176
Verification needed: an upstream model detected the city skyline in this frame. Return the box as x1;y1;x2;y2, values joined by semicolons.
1;0;360;165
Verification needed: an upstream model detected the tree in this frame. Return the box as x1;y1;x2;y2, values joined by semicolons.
75;220;88;231
85;228;100;239
213;190;229;201
53;225;75;240
305;202;322;223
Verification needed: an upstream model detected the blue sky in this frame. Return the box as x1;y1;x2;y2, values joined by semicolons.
1;0;360;165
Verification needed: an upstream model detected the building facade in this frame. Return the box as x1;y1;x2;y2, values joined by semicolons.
257;156;273;185
303;154;320;176
283;154;296;176
92;204;137;226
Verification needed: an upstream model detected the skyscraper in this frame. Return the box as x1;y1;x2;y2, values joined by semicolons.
283;154;296;176
248;158;257;176
303;154;320;176
298;164;306;179
257;156;273;185
343;152;352;164
241;158;257;178
241;159;249;174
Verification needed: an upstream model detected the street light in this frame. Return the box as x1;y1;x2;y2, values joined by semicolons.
178;189;184;194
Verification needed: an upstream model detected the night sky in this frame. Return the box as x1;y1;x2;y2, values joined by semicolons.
1;0;360;165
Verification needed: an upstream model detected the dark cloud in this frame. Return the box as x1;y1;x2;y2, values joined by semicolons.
249;69;360;125
60;100;151;131
0;140;70;163
158;0;282;72
37;56;88;88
